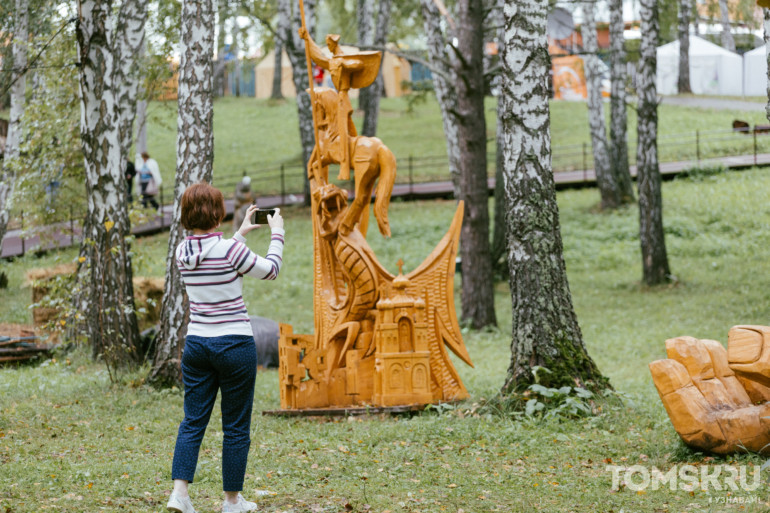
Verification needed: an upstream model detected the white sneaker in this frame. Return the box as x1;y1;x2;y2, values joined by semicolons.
167;492;197;513
222;493;257;512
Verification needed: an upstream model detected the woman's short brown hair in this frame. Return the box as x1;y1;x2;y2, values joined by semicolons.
181;182;226;231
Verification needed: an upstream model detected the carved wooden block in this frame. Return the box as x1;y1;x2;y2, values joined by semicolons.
650;328;770;454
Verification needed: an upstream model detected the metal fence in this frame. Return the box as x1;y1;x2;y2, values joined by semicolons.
6;126;770;257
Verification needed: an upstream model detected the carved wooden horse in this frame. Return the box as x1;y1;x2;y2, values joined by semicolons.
308;87;396;238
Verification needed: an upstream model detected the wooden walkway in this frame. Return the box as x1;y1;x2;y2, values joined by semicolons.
3;152;770;259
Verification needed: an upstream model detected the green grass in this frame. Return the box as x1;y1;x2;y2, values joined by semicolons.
550;99;770;172
4;167;770;510
138;95;770;198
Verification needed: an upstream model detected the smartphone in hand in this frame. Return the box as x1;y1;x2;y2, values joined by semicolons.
251;208;276;225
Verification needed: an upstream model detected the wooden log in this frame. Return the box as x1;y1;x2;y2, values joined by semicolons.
0;346;51;356
0;336;39;348
0;355;41;363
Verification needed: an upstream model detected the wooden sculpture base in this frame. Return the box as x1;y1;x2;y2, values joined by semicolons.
262;404;427;417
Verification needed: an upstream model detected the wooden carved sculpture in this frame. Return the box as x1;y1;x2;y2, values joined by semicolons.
277;4;472;410
649;326;770;454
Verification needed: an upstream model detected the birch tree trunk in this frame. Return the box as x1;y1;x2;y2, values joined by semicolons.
491;0;506;273
608;0;634;203
718;0;735;52
75;0;141;362
115;0;147;205
492;101;506;273
284;0;315;205
765;9;770;123
214;0;228;97
678;0;692;93
356;0;374;114
0;0;28;253
361;0;391;137
454;0;496;328
637;0;671;286
272;0;292;101
583;3;621;210
420;0;461;198
271;39;284;99
150;0;216;386
418;0;495;327
135;99;148;154
500;0;607;393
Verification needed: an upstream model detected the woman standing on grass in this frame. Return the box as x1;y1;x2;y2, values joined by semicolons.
166;182;285;513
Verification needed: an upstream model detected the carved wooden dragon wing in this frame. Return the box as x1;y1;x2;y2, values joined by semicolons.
371;201;473;401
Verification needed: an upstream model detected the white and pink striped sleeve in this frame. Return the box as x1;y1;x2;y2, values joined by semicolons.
228;228;285;280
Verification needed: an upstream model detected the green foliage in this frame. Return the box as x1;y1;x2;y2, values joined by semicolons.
658;0;680;43
322;0;358;42
703;0;760;28
11;15;84;231
0;0;59;108
522;383;595;419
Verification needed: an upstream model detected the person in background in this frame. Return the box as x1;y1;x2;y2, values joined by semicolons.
125;159;136;203
135;151;162;210
313;63;324;86
232;176;254;230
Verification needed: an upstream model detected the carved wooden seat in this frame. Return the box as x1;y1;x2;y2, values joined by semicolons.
650;328;770;454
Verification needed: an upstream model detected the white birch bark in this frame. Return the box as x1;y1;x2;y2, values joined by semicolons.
151;0;216;385
114;0;147;211
0;0;28;252
637;0;671;286
75;0;141;361
718;0;736;52
500;0;605;393
582;3;620;209
420;0;461;198
491;0;506;268
678;0;692;93
608;0;634;203
765;9;770;123
284;0;316;203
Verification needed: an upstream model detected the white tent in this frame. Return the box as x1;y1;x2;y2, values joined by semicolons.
656;36;742;96
743;45;767;97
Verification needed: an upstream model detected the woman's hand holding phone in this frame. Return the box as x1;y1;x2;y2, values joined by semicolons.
238;205;261;237
238;205;283;238
267;208;283;230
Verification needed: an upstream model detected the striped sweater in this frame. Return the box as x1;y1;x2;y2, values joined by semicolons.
176;228;285;338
